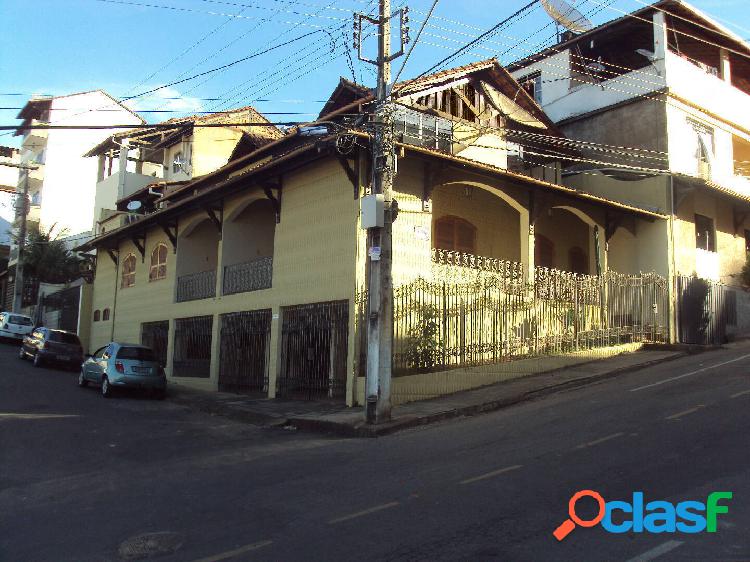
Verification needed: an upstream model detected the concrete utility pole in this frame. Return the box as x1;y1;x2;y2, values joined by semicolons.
356;0;407;423
0;161;39;313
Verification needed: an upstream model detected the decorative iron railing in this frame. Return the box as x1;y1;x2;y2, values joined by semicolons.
222;257;273;296
176;270;216;302
431;249;526;291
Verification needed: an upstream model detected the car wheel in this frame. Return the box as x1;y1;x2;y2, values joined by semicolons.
33;353;43;368
18;348;26;360
78;370;88;388
101;376;112;398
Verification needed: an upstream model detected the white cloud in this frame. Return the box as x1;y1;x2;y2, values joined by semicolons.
123;86;204;120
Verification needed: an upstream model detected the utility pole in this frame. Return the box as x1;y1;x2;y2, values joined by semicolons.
355;1;408;423
0;161;39;313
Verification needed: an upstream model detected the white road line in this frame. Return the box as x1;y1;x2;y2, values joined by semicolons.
574;432;625;449
0;413;80;420
328;501;400;524
665;405;704;420
731;389;750;399
459;464;523;485
629;354;750;392
625;539;683;562
191;540;273;562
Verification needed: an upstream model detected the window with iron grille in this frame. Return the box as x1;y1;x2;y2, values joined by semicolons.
121;254;136;288
172;315;212;378
695;214;716;252
219;310;271;393
102;308;110;321
149;244;168;282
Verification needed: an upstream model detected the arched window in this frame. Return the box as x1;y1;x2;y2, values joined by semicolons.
93;310;101;322
102;308;111;321
149;243;168;281
535;234;555;269
121;254;136;288
569;246;588;275
434;215;477;254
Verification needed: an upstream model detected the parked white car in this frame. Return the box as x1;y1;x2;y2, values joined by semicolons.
0;312;34;341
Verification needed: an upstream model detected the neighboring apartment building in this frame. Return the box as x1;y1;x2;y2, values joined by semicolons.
507;0;750;285
77;60;669;406
13;91;145;240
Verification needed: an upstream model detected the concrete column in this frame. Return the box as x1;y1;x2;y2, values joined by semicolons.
653;11;668;61
522;210;534;284
165;318;176;380
720;48;731;83
208;313;221;391
215;232;225;298
266;306;282;399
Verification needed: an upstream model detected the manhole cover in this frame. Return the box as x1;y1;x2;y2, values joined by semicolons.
118;532;183;560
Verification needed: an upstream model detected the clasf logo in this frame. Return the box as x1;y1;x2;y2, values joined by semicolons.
553;490;732;541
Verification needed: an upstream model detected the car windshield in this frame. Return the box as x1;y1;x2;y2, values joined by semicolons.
117;347;156;361
48;331;81;345
9;315;32;325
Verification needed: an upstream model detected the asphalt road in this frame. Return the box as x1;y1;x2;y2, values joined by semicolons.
1;339;749;562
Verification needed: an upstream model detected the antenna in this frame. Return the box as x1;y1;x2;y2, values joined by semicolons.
540;0;593;35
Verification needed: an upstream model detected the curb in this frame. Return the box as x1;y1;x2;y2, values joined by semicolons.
169;351;689;438
288;351;689;437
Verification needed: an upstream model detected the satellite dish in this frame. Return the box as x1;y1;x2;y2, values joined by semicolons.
540;0;593;34
126;200;142;212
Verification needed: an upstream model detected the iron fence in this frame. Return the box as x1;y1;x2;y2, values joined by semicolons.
356;269;670;378
41;285;81;333
222;257;273;296
676;275;742;345
176;270;216;302
219;310;271;394
172;315;213;378
278;300;349;400
141;320;169;367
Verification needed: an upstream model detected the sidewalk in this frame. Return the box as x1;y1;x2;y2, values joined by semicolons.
170;347;689;438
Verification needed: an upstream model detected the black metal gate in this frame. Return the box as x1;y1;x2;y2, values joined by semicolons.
42;286;81;333
173;316;213;378
141;320;170;367
278;300;349;400
219;310;271;394
676;275;735;345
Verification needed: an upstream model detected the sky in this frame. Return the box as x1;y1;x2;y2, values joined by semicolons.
0;0;747;219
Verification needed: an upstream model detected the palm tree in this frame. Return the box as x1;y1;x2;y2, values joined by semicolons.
16;223;81;284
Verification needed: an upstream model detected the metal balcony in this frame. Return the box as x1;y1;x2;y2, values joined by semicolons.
222;256;273;295
176;270;216;302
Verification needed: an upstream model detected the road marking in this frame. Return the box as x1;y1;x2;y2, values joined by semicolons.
630;353;750;392
665;405;704;420
625;540;683;562
731;389;750;399
0;413;80;420
574;432;625;449
328;501;400;524
459;464;523;485
630;354;750;392
191;540;273;562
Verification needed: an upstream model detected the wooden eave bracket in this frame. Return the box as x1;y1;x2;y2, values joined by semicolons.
261;180;282;223
106;249;118;266
450;86;480;116
336;156;358;198
605;212;623;242
529;191;553;226
203;203;223;238
131;233;146;262
160;221;178;253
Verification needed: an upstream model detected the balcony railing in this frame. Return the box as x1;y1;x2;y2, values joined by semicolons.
176;270;216;302
223;256;273;295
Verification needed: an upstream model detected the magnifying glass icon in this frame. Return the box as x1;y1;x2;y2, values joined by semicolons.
553;490;606;541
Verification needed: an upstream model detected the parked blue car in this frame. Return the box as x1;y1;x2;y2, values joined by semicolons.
79;342;166;399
